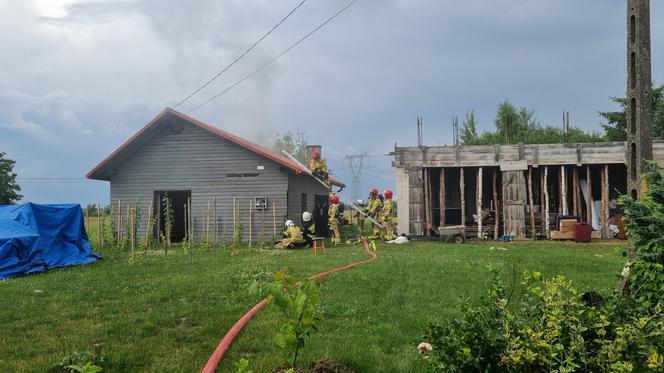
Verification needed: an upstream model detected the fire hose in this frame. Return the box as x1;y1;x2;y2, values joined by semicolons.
201;239;378;373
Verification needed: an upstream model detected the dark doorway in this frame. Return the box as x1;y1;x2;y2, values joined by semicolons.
313;194;330;237
154;190;191;243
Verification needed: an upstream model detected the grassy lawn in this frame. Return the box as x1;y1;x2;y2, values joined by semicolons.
0;240;627;372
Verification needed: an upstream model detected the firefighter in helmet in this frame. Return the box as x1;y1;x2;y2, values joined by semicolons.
367;187;383;239
309;150;329;185
274;220;305;249
328;194;342;244
380;189;396;240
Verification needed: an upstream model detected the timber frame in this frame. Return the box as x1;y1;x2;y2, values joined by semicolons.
391;141;664;240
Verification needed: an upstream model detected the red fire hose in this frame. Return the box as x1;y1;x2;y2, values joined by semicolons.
201;241;378;373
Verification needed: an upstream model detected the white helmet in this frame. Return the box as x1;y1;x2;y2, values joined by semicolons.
356;199;364;205
302;212;312;222
285;220;294;227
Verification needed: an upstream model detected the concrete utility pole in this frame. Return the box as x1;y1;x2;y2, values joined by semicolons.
626;0;653;200
344;153;369;202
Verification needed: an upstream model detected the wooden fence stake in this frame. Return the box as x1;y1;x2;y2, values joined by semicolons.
272;201;277;238
100;204;105;252
145;201;153;247
572;167;579;216
528;167;535;240
97;204;101;250
248;200;253;248
117;199;122;244
213;197;218;245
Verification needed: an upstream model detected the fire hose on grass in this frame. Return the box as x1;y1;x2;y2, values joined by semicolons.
201;239;378;373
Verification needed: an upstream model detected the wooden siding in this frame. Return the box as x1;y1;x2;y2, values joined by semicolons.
109;121;291;243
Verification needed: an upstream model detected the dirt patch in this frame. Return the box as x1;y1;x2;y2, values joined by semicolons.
272;359;356;373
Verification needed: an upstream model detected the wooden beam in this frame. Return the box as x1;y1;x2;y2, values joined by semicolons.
528;166;535;240
439;168;445;227
586;165;593;224
601;164;610;238
493;167;499;240
561;166;568;215
477;167;483;239
540;167;545;236
460;167;465;227
423;169;431;233
572;167;579;217
544;166;550;236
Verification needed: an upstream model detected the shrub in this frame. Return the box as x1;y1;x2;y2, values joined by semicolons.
422;269;664;372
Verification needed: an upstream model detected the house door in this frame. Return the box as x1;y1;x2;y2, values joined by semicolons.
154;190;191;243
501;171;526;238
313;194;330;237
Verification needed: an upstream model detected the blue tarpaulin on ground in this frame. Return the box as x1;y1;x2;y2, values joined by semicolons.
0;203;100;279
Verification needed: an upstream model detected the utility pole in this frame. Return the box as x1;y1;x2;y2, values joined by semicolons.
626;0;652;200
344;153;369;202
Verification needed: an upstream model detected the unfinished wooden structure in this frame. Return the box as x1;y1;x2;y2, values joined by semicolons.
87;108;344;243
392;141;664;239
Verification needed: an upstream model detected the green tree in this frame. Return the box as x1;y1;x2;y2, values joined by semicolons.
459;110;478;145
599;83;664;141
0;152;22;204
274;131;308;164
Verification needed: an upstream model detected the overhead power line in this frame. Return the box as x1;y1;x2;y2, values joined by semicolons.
173;0;309;109
188;0;358;113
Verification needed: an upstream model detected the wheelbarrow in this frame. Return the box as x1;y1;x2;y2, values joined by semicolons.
426;224;466;244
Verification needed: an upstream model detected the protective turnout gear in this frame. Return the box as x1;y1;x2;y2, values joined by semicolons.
367;191;384;239
379;198;396;241
309;153;329;185
369;187;378;196
302;211;312;222
354;199;366;236
383;189;393;200
274;224;305;249
328;201;341;245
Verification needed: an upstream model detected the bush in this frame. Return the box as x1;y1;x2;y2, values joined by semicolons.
422;269;664;372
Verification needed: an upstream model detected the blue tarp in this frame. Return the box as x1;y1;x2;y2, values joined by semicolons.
0;203;100;279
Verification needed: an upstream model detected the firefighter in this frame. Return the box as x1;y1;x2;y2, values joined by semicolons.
309;150;329;185
328;194;342;244
367;187;383;239
355;199;366;237
380;189;396;241
274;220;305;249
301;211;314;247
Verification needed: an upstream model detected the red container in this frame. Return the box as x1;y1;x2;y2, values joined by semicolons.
573;222;592;243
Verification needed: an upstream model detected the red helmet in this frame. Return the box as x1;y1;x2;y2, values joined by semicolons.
369;187;378;195
384;190;393;199
330;195;339;204
312;150;320;159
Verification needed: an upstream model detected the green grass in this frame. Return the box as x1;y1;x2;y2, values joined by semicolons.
0;240;627;372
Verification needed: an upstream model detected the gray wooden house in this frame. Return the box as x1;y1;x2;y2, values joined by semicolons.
87;108;344;243
391;141;664;240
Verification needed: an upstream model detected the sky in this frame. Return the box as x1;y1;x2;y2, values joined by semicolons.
1;0;663;205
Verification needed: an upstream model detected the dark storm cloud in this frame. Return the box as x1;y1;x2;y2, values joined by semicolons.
0;0;662;203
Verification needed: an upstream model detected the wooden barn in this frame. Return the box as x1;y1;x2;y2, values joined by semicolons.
87;108;344;243
391;141;664;240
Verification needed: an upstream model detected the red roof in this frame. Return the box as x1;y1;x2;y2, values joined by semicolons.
86;108;345;187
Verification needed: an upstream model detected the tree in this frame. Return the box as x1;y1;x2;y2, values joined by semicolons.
459;110;478;145
599;83;664;141
0;152;21;204
461;100;604;145
274;131;308;164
